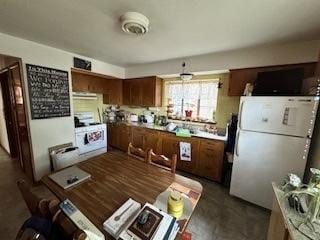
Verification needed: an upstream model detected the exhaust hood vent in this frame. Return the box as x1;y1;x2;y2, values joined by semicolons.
72;92;97;100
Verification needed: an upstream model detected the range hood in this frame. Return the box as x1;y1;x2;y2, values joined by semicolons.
72;92;97;100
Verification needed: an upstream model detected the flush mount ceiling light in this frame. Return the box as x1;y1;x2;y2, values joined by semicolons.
180;62;193;81
120;12;149;35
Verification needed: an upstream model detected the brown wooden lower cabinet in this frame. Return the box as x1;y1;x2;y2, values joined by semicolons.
131;127;145;149
107;123;225;182
144;129;161;153
267;197;290;240
118;125;131;152
195;139;225;181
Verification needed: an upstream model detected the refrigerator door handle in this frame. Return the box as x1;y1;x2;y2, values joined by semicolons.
235;131;240;157
238;101;244;129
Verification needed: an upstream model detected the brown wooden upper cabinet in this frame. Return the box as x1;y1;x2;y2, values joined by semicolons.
228;62;317;96
71;68;122;105
122;76;162;107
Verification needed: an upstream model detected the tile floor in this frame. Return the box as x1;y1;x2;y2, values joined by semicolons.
0;148;270;240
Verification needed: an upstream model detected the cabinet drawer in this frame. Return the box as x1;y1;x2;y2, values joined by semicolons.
132;127;146;133
201;139;224;148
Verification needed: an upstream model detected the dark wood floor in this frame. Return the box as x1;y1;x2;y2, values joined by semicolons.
0;148;270;240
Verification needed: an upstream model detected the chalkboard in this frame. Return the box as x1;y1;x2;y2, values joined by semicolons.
26;64;71;119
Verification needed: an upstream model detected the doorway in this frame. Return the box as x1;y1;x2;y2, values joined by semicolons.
0;56;34;182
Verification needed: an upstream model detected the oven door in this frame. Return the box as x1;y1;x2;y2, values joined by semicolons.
75;129;104;155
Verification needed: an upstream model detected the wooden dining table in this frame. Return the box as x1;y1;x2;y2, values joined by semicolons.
42;150;203;239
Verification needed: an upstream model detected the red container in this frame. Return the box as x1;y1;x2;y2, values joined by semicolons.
185;110;192;118
182;231;192;240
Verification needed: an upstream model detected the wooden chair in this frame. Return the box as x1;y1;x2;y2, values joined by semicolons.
127;142;147;162
147;149;177;174
17;180;85;240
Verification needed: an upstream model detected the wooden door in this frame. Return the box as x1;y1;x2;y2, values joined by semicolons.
131;127;145;149
0;71;19;158
130;80;142;106
144;129;160;153
196;140;224;182
122;80;131;105
8;64;34;180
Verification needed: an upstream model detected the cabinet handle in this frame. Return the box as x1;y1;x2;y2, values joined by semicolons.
235;131;240;157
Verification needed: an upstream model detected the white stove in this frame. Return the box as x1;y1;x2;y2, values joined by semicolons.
74;112;107;155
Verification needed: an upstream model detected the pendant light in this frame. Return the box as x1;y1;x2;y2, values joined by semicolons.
180;62;193;81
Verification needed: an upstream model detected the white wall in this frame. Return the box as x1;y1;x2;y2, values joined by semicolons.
0;83;10;153
126;40;320;78
0;32;125;180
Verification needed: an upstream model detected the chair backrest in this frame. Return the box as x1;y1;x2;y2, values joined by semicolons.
17;180;86;240
17;180;41;216
147;150;177;174
127;142;147;162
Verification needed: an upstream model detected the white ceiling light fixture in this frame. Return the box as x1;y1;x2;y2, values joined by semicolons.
180;62;193;81
120;12;149;36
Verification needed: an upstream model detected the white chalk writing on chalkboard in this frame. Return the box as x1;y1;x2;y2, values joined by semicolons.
26;64;70;119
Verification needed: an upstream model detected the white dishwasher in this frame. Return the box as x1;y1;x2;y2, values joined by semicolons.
75;124;107;155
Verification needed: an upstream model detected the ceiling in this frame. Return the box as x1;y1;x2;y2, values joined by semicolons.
0;0;320;67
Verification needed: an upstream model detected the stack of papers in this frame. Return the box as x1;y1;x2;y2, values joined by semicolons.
119;203;179;240
103;198;141;239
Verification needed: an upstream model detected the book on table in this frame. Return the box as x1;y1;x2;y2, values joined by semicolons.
118;203;179;240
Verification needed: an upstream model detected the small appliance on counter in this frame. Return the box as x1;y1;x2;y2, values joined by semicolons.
103;106;125;123
129;114;139;122
145;115;154;123
166;122;177;132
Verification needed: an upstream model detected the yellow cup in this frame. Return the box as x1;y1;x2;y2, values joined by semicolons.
167;191;184;219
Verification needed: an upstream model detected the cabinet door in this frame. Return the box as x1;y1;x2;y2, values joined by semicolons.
131;127;145;149
110;79;122;105
228;69;256;96
103;79;123;105
130;80;142;106
161;134;198;173
144;129;160;153
267;197;289;240
176;137;199;173
118;126;131;152
141;77;155;106
122;80;131;105
196;140;224;182
107;124;119;148
72;74;90;92
88;78;104;93
161;135;179;159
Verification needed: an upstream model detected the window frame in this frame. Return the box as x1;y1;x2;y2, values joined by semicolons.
164;78;219;121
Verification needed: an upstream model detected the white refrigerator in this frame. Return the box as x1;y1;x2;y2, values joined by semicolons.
230;96;319;209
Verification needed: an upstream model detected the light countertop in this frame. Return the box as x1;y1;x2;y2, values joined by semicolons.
108;121;228;141
272;183;319;240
